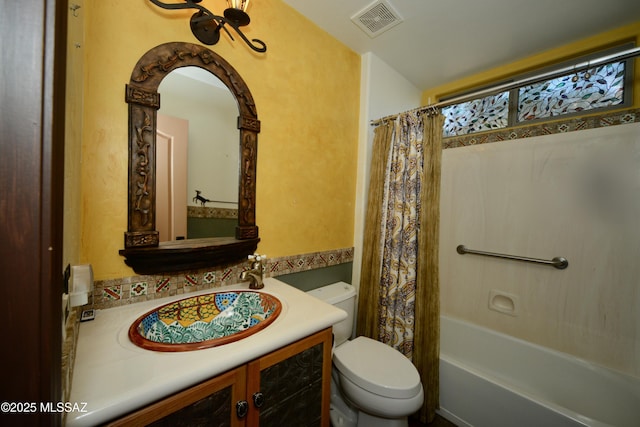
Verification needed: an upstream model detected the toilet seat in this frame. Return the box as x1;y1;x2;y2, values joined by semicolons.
333;336;422;399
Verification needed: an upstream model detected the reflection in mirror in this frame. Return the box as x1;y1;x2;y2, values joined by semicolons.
157;67;239;241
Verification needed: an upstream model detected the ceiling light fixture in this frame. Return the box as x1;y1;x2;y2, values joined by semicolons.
149;0;267;52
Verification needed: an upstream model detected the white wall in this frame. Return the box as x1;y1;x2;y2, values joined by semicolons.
439;122;640;376
159;69;239;209
352;52;422;290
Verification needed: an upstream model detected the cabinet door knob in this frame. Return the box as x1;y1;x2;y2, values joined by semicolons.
252;391;265;408
236;400;249;418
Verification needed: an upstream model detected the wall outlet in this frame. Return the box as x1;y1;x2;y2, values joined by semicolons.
80;309;95;322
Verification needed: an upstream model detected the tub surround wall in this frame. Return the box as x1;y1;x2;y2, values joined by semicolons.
443;108;640;149
440;108;640;377
426;20;640;386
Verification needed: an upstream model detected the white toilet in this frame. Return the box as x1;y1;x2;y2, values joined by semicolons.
307;282;424;427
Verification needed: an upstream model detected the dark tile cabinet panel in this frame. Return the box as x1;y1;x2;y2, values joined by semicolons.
148;386;232;427
247;328;332;427
258;342;324;427
108;328;332;427
108;367;246;427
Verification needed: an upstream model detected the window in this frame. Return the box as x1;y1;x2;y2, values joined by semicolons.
517;61;626;122
442;91;509;136
442;49;633;138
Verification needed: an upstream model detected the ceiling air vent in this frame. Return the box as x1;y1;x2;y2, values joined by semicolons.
351;0;403;38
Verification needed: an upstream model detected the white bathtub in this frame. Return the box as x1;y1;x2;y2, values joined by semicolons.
438;316;640;427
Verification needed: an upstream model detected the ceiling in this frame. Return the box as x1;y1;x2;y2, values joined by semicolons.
282;0;640;91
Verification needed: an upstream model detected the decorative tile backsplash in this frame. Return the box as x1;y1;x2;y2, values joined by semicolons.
443;107;639;149
87;247;354;310
187;205;237;219
61;307;80;403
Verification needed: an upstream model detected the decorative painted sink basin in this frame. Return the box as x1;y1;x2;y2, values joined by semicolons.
129;291;282;352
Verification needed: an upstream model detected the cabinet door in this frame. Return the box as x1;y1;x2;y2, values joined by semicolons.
108;366;247;427
246;328;332;427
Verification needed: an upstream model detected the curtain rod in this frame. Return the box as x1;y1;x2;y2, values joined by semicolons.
371;46;640;126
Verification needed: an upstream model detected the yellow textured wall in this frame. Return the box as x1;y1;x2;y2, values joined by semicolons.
76;0;360;279
422;21;640;108
63;0;85;270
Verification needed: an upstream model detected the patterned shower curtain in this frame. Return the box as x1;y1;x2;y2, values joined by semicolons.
357;110;443;423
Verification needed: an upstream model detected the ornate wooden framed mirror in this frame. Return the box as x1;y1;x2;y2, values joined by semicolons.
119;42;259;274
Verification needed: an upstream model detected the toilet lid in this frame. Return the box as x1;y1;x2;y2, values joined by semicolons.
333;336;422;399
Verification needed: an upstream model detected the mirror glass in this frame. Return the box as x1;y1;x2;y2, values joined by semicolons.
156;67;239;242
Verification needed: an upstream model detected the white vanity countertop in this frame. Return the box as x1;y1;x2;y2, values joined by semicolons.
67;278;346;427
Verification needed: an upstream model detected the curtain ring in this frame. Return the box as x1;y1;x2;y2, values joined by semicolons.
584;61;591;80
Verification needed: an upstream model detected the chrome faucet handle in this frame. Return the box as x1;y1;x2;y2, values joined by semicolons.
248;254;267;270
242;254;266;289
248;254;267;262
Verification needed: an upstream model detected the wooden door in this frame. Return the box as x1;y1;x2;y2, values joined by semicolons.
0;1;67;426
156;113;189;241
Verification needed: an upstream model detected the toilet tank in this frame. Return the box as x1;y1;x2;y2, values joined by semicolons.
307;282;356;346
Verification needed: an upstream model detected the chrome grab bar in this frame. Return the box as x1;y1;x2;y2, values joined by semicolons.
456;245;568;270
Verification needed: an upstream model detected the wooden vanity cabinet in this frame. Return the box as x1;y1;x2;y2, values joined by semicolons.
108;328;332;427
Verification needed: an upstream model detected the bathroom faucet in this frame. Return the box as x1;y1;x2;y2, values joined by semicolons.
240;254;266;289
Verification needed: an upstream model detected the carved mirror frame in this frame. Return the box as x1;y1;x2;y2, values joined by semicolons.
119;42;259;274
